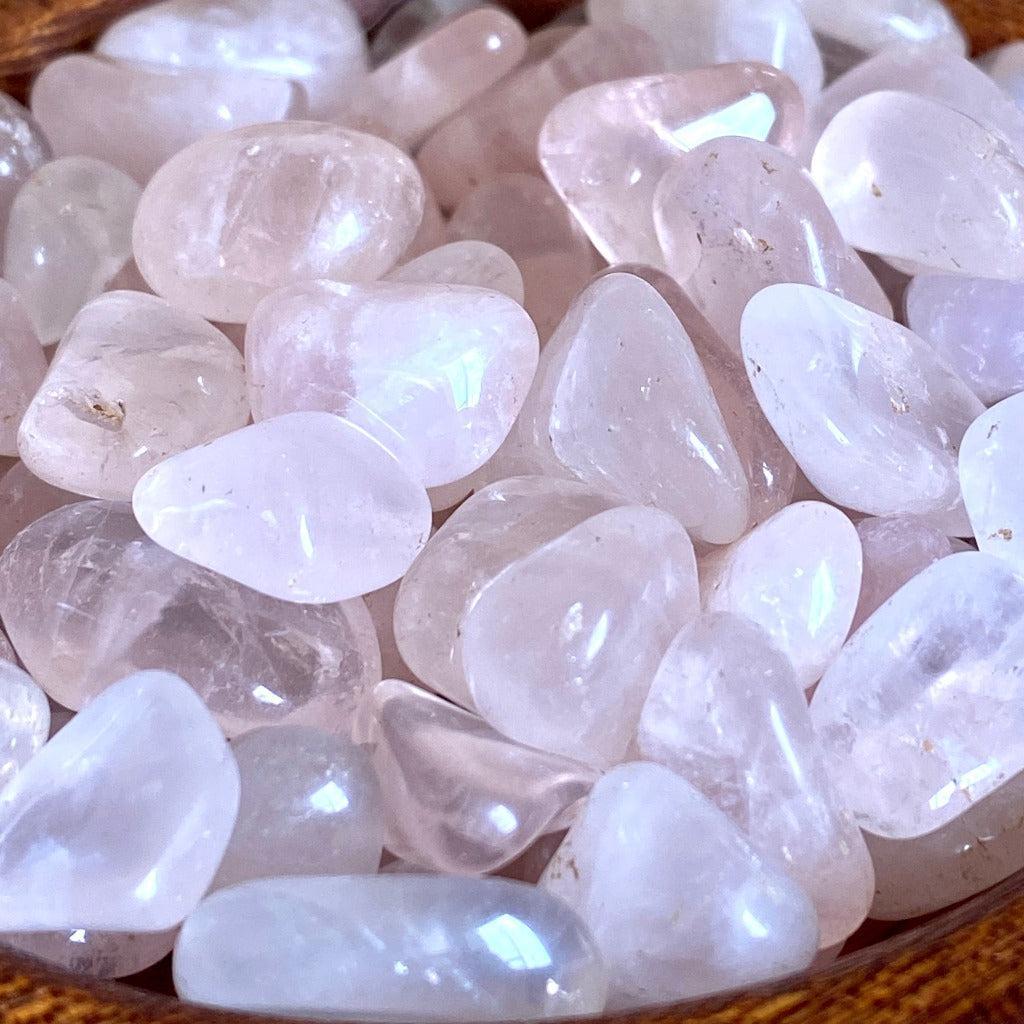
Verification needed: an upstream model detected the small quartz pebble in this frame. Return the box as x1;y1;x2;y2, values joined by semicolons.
979;42;1024;110
811;91;1024;278
906;275;1024;405
0;463;79;555
245;280;539;487
95;0;367;117
799;0;966;56
0;662;49;788
369;679;597;874
637;613;873;947
394;476;619;709
0;283;46;457
389;241;525;303
540;64;804;267
2;928;176;979
541;763;818;1005
0;671;238;931
369;0;479;63
0;94;50;245
4;157;140;345
463;505;699;768
131;122;425;323
133;412;431;604
742;284;984;535
0;501;381;733
19;291;249;501
214;726;384;890
700;502;862;689
175;875;609;1020
811;552;1024;838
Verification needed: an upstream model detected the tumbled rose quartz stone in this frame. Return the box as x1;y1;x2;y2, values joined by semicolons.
742;284;984;535
1;928;176;979
699;502;862;689
389;241;525;303
462;505;699;768
213;726;384;890
369;679;597;874
539;64;804;267
0;463;79;556
0;283;45;458
514;273;750;544
541;763;818;1005
0;94;50;244
980;42;1024;110
394;477;619;709
811;552;1024;838
799;0;965;57
0;671;238;931
811;91;1024;278
906;275;1024;405
0;501;381;732
0;662;49;788
369;0;480;63
418;24;662;212
174;875;609;1020
131;123;425;324
587;0;823;102
245;280;539;488
18;292;248;501
133;412;431;604
4;157;140;346
637;613;873;947
95;0;367;118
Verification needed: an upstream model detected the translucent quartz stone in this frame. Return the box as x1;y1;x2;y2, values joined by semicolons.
0;283;45;457
418;25;662;212
0;94;50;244
369;679;598;874
541;763;818;1005
539;64;804;267
393;477;619;709
245;280;539;488
3;157;140;345
979;42;1024;110
19;291;248;501
213;726;384;890
699;502;861;689
131;123;425;323
811;551;1024;838
637;613;873;947
0;462;78;554
174;875;609;1020
389;241;525;303
0;631;14;663
742;284;984;534
369;0;479;64
513;273;750;544
906;275;1024;405
0;671;238;931
95;0;367;118
654;138;890;355
853;516;956;631
0;501;381;733
0;661;49;787
463;505;699;768
811;91;1024;279
449;173;600;340
587;0;823;102
798;0;966;56
363;582;412;683
133;412;431;604
1;928;176;978
402;180;448;262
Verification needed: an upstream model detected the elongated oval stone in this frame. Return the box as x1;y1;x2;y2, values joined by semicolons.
742;284;984;534
638;613;873;947
539;64;804;266
0;282;45;458
0;671;238;931
541;763;818;1005
1;928;176;979
811;552;1024;838
19;291;248;501
133;412;431;604
389;241;525;303
214;726;384;890
4;157;140;345
0;94;50;245
95;0;367;117
0;463;79;554
246;280;539;487
175;875;609;1020
369;679;597;874
0;661;49;788
132;123;425;323
799;0;965;55
811;91;1024;278
0;501;381;731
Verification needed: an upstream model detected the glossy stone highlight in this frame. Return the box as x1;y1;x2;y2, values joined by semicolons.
0;661;49;788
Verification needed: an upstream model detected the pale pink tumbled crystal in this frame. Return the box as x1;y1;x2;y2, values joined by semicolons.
0;283;45;458
0;94;50;245
389;241;524;303
132;122;425;323
799;0;965;58
0;463;79;554
1;928;176;979
0;661;49;788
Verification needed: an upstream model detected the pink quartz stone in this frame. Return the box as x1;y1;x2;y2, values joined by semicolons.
245;279;539;487
0;94;50;246
133;412;432;604
654;138;891;354
370;0;480;64
448;173;600;340
418;24;662;212
390;241;524;303
2;928;176;979
0;283;45;458
132;122;425;323
0;661;49;788
0;463;78;555
368;679;598;874
539;64;804;267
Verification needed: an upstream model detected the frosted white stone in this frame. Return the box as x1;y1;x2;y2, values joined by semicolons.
798;0;966;55
0;661;48;788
